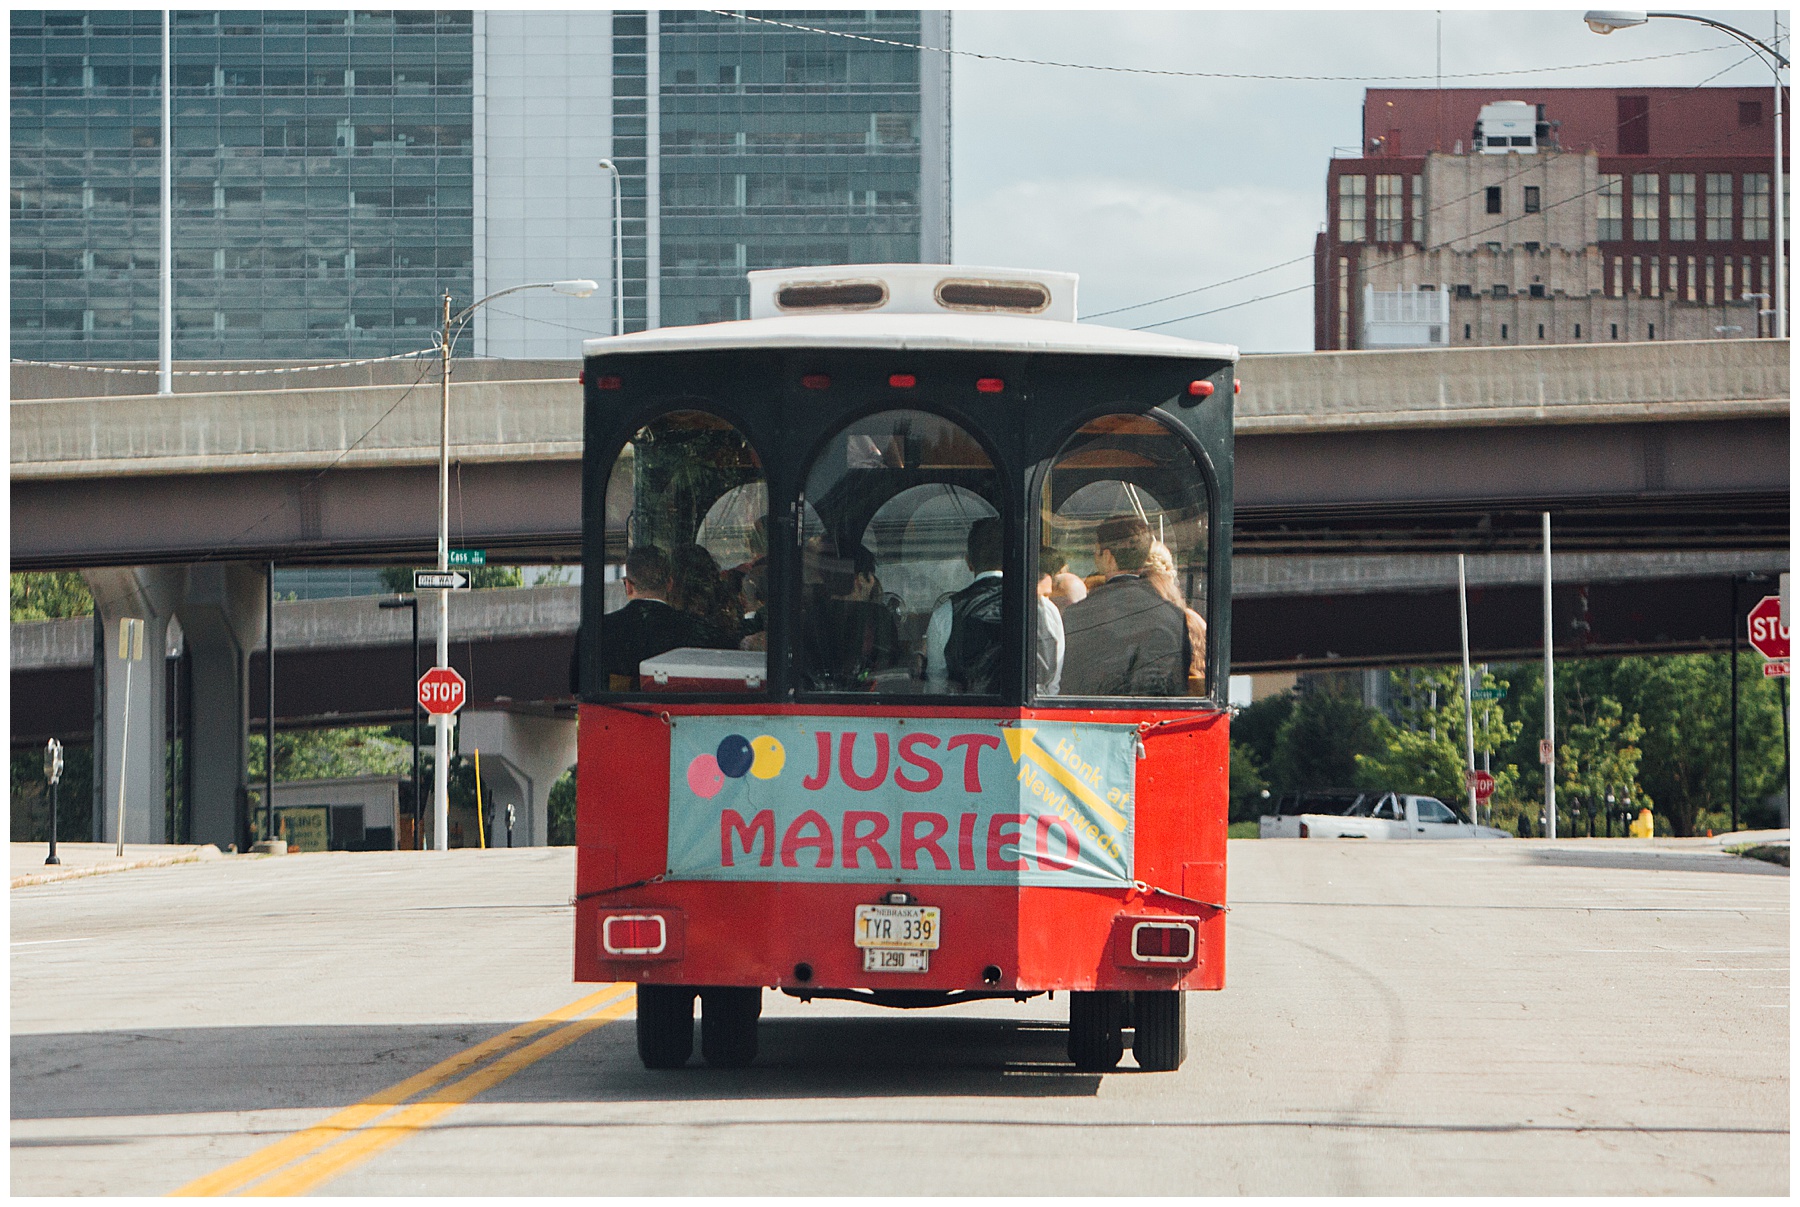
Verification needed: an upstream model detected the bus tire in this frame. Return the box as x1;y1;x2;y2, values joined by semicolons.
1130;990;1187;1072
700;986;762;1068
636;984;696;1069
1067;990;1125;1071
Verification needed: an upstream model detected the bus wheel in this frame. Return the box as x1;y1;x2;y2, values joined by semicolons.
636;984;696;1069
1130;990;1187;1072
1067;990;1125;1071
700;986;762;1068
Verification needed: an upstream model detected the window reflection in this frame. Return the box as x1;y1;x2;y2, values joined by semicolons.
1039;414;1210;699
601;411;768;692
799;410;1003;694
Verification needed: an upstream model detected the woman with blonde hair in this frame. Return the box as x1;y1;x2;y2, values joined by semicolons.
1143;539;1207;691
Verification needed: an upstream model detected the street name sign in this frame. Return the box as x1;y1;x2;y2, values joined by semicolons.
448;549;486;567
1471;686;1506;701
418;667;467;716
414;570;471;591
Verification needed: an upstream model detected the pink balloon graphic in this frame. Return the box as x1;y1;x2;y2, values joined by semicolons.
687;753;725;799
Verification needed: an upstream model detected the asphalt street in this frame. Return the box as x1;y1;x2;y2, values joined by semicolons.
10;838;1788;1195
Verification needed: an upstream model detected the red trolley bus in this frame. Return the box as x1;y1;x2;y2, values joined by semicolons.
573;264;1236;1072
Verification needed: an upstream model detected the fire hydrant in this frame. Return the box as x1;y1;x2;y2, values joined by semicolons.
1629;808;1655;839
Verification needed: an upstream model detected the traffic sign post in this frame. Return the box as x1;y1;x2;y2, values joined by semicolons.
1748;594;1789;676
1466;768;1496;806
414;570;471;592
418;666;468;716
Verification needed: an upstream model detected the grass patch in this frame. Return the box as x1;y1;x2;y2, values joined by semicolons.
1228;821;1260;839
1725;843;1789;867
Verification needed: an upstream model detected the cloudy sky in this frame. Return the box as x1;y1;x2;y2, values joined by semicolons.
947;8;1784;351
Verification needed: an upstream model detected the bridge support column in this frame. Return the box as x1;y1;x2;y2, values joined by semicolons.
175;564;267;851
458;710;578;847
82;567;184;845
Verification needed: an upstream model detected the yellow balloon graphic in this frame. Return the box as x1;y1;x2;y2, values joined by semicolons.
749;735;785;779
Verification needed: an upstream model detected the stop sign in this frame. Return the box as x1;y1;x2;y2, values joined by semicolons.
417;666;467;715
1747;595;1788;660
1466;769;1496;804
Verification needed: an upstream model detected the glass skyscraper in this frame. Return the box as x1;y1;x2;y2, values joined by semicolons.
11;10;950;361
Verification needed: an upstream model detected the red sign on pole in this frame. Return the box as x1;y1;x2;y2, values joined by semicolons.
1466;769;1496;804
418;666;467;715
1747;595;1789;677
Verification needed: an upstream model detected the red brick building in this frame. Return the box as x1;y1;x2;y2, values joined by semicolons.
1315;86;1789;350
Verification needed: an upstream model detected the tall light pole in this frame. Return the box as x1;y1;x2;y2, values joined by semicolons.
430;279;597;851
597;159;627;336
158;9;172;395
1584;11;1789;337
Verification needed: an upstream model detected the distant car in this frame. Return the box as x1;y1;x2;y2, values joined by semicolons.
1259;792;1513;840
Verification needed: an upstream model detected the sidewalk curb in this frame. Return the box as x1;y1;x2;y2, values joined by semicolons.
12;846;224;889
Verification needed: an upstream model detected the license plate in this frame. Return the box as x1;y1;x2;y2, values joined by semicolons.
864;947;929;973
854;903;941;950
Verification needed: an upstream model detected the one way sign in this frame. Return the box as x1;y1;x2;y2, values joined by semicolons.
414;570;471;591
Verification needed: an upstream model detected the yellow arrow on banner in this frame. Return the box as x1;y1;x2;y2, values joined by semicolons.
1003;728;1129;830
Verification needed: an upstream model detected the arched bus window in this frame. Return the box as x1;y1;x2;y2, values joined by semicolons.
797;409;1003;695
1037;413;1211;700
600;410;768;694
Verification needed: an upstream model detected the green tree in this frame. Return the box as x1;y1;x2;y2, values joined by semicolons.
248;725;413;782
1558;695;1647;836
1267;678;1381;791
378;564;523;593
1232;691;1293;773
547;768;578;845
11;571;93;622
1355;667;1522;811
1227;741;1269;824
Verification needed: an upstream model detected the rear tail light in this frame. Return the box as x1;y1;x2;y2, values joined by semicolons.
888;373;916;389
594;375;623;390
602;914;667;956
975;377;1005;393
1131;920;1197;964
801;374;831;390
1187;380;1214;397
1299;821;1310;838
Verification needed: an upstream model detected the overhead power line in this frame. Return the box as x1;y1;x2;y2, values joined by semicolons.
710;10;1731;83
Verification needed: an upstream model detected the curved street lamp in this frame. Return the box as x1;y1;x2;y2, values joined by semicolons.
596;159;627;337
1583;11;1788;337
427;278;597;851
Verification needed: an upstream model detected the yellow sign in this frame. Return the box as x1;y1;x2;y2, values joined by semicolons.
278;806;330;853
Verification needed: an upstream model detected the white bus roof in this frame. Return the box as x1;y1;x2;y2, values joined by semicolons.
581;264;1238;363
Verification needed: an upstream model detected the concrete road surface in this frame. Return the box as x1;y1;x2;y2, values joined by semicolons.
11;839;1787;1195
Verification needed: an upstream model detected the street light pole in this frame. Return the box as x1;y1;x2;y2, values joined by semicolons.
597;159;626;336
431;278;598;852
1584;11;1788;336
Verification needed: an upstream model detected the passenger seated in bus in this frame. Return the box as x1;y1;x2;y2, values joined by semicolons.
601;545;720;691
670;543;740;648
1036;562;1066;696
805;541;901;689
728;517;769;651
1041;547;1087;611
923;517;1005;693
1060;516;1189;697
1142;538;1207;690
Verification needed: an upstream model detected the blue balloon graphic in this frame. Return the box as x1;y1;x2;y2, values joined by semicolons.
716;734;754;778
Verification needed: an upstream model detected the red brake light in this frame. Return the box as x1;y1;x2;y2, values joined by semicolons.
578;369;585;385
595;375;622;391
1187;380;1214;397
801;374;831;390
1130;921;1196;963
1299;821;1310;838
602;914;667;956
1234;378;1242;395
975;378;1004;393
888;373;916;389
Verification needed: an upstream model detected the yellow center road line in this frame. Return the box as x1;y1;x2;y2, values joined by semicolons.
250;996;637;1197
169;986;633;1198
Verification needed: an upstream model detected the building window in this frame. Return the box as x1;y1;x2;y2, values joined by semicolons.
1337;175;1367;243
1649;255;1660;297
1705;256;1715;304
1500;323;1509;340
1610;255;1624;298
1574;323;1582;339
1529;283;1545;298
1492;284;1509;298
1739;100;1763;127
1455;284;1473;298
1409;174;1422;244
1523;241;1541;254
1686;255;1698;302
1647;323;1655;340
1668;173;1696;240
1631;174;1659;241
1523;186;1540;214
1374;174;1404;242
1632;255;1644;296
1337;256;1351;347
1464;323;1472;340
1744;173;1770;240
1485;242;1503;255
1597;174;1623;241
1485;186;1502;215
1705;174;1734;240
1611;323;1619;340
1537;323;1545;339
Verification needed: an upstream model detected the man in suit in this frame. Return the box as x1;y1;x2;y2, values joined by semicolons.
1059;515;1189;697
601;545;718;690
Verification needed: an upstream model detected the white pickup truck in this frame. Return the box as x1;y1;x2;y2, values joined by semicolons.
1259;791;1513;840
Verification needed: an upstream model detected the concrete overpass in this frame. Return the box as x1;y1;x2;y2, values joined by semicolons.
12;339;1787;851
